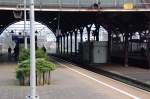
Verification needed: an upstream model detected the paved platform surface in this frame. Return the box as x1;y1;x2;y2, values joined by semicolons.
0;57;150;99
92;64;150;84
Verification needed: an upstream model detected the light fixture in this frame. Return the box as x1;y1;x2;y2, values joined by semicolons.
19;32;22;35
35;30;38;34
13;4;23;19
49;17;57;24
10;30;14;34
53;17;57;20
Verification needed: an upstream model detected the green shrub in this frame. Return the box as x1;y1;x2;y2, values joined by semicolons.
36;49;48;60
17;48;55;85
19;48;48;62
19;49;29;62
16;58;56;85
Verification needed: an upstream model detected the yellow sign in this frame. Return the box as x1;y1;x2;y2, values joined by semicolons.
123;3;134;10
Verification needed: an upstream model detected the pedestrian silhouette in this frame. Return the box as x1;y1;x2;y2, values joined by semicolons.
13;45;19;60
8;47;11;55
8;47;12;60
42;46;46;53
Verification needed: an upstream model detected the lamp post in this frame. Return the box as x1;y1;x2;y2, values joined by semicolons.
57;13;61;54
27;0;38;99
57;12;60;36
24;0;28;49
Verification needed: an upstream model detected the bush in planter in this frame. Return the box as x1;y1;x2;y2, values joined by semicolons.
17;48;55;85
19;48;48;62
36;48;48;60
19;49;30;62
16;58;56;85
16;60;30;85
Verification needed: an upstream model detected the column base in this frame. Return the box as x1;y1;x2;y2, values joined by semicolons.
26;96;39;99
124;64;128;67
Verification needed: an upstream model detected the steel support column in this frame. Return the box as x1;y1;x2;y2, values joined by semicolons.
95;24;100;41
146;31;150;69
124;33;129;67
66;33;69;54
79;27;83;43
24;0;27;49
74;30;78;56
86;25;92;63
63;35;65;54
108;30;112;63
130;33;133;54
29;0;36;98
86;25;92;42
60;36;63;54
70;32;73;55
56;36;60;54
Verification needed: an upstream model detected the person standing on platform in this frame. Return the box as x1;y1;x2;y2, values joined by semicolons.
8;47;12;60
13;45;19;61
42;45;46;53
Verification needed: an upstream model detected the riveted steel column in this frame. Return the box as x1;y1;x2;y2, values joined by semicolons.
147;39;150;69
74;30;78;56
60;36;63;54
95;24;100;41
70;32;73;55
146;30;150;69
86;25;92;42
124;33;129;67
66;33;69;54
79;27;83;43
56;36;60;54
86;25;92;63
63;35;65;54
108;30;112;63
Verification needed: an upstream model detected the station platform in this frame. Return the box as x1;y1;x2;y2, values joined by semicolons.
0;56;150;99
89;63;150;91
92;63;150;84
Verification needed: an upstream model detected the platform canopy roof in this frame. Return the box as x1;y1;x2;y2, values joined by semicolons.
0;0;149;36
0;0;143;9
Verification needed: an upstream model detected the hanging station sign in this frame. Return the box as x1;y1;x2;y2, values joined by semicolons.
123;2;134;10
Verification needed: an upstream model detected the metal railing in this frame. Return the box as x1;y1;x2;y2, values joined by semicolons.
0;0;149;9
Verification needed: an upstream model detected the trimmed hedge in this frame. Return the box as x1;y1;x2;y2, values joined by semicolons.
19;48;48;62
19;49;29;62
16;48;56;85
